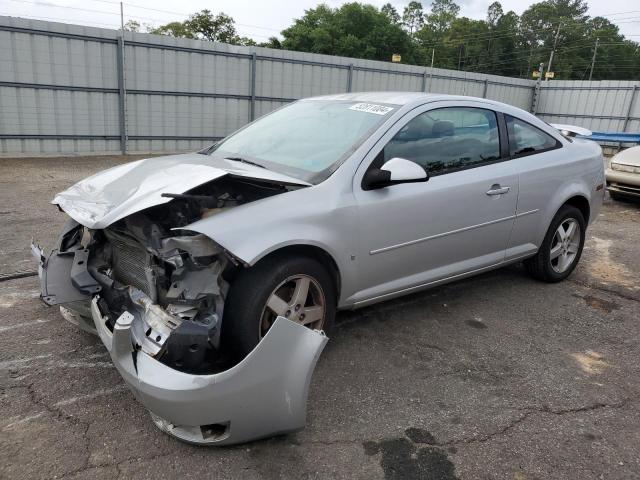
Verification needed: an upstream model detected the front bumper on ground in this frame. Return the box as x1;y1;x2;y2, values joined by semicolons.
90;296;328;445
605;168;640;198
33;240;329;446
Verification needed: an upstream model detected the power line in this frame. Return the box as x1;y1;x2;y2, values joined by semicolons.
0;11;119;29
5;0;276;39
3;0;640;78
434;38;638;70
80;0;281;31
9;0;640;47
462;41;639;72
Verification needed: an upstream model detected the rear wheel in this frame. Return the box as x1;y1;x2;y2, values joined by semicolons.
525;205;586;283
223;254;336;358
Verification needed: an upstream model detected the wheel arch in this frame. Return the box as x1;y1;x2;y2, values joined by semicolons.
251;243;342;303
563;194;590;224
537;182;593;247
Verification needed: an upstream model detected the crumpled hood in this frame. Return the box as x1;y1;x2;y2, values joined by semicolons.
53;153;310;229
612;146;640;167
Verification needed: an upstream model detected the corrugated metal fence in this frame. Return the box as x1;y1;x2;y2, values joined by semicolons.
0;16;638;156
535;80;640;135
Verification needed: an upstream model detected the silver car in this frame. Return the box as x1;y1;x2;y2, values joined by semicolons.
33;92;605;445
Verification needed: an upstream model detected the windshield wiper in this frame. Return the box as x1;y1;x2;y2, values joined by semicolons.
224;156;266;169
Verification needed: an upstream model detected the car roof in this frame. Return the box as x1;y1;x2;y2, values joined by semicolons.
304;91;561;143
305;91;515;111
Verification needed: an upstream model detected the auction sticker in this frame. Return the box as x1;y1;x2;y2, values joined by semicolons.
348;103;394;115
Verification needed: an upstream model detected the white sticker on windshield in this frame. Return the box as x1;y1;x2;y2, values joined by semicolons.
349;103;394;115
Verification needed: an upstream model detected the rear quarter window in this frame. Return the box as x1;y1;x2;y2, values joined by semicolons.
506;115;561;157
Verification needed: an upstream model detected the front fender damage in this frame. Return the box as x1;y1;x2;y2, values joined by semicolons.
33;175;328;445
34;241;330;444
91;297;328;445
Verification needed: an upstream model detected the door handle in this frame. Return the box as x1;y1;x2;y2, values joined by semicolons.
486;184;511;196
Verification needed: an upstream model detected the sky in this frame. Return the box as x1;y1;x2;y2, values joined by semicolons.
2;0;639;42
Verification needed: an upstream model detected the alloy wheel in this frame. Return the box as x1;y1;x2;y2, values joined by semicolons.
550;218;581;273
259;274;326;337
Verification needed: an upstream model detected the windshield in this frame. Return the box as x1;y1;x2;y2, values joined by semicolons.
206;100;397;183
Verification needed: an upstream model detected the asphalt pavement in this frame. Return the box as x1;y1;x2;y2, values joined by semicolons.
1;155;639;479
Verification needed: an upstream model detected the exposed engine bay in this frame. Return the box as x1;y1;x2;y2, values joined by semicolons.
32;153;330;446
42;176;296;374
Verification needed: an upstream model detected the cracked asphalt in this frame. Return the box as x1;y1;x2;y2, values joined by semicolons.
1;156;639;480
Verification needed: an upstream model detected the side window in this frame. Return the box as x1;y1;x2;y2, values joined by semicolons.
381;107;501;176
506;115;560;157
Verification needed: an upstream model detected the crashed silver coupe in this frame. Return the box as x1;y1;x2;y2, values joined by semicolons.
33;92;604;445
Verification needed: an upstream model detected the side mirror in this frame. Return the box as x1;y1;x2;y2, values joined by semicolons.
362;157;428;190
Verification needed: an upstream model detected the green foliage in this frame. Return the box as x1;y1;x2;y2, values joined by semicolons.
402;1;424;35
412;0;638;79
280;3;418;62
149;9;255;46
150;21;195;39
425;0;460;35
381;3;401;24
148;1;639;80
123;20;141;32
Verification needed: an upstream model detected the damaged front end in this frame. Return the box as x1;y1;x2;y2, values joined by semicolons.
32;174;327;445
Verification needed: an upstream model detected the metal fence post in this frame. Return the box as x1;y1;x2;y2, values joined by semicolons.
249;52;257;122
421;70;427;92
482;79;488;98
116;35;127;154
621;84;638;132
618;84;638;151
347;64;353;92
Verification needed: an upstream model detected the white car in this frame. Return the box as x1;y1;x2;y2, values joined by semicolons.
606;145;640;200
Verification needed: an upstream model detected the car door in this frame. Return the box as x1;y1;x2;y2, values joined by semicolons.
502;115;564;260
350;102;519;305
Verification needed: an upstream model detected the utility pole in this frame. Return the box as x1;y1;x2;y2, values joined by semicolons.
589;37;599;81
458;44;463;70
532;62;545;114
119;1;128;154
546;23;561;81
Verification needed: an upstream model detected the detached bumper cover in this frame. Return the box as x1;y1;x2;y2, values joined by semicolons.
90;296;328;445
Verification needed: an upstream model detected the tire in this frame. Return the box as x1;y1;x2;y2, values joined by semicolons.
524;205;586;283
223;254;336;358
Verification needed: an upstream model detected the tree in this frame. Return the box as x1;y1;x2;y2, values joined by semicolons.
424;0;460;35
403;1;424;35
183;10;238;43
150;21;195;39
147;1;639;80
150;9;256;46
281;3;417;62
259;37;283;49
123;20;141;32
486;2;503;27
381;3;400;24
520;0;590;79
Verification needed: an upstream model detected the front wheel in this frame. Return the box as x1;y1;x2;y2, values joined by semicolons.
524;205;586;282
223;254;336;358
